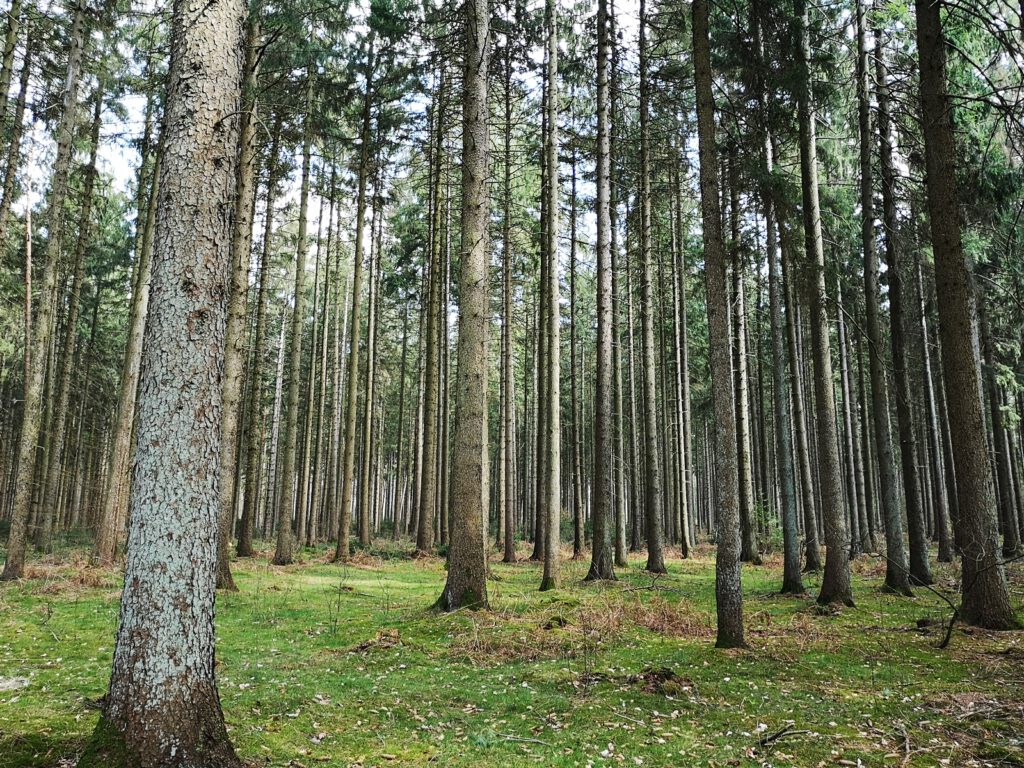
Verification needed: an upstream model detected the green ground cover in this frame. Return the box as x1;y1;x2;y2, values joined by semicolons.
1;543;1021;767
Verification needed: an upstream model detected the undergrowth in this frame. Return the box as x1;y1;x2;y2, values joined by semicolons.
1;542;1021;767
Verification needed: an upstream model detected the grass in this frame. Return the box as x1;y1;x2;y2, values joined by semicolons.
1;541;1022;767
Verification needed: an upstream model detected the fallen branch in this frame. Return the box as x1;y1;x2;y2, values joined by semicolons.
495;732;553;747
757;725;811;747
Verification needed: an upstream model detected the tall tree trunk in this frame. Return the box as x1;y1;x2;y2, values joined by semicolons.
921;306;954;562
637;0;665;573
217;17;260;588
857;0;912;592
728;150;760;565
752;0;802;591
585;0;616;582
980;299;1022;556
436;0;490;611
540;0;561;591
417;70;445;555
570;153;585;560
693;0;745;647
238;116;283;557
836;287;862;558
359;193;382;546
2;0;88;580
272;72;314;567
0;0;21;123
671;168;693;559
335;43;375;563
501;20;517;564
93;153;159;566
794;0;852;606
779;216;821;571
914;0;1017;629
875;27;931;588
80;0;246;760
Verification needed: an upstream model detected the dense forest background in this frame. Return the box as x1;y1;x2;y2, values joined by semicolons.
1;0;1024;763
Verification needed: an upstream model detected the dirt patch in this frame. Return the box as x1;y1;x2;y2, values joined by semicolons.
627;667;696;696
349;629;402;654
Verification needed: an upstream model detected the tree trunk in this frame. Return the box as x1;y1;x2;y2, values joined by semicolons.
693;0;746;647
436;0;490;611
216;17;260;588
874;27;931;589
0;0;22;121
795;0;852;607
272;72;314;567
417;69;445;556
540;0;561;591
752;0;803;592
0;32;31;251
501;20;517;564
637;0;666;574
238;115;283;557
728;150;760;566
914;0;1017;629
80;0;246;760
335;44;375;563
585;0;617;582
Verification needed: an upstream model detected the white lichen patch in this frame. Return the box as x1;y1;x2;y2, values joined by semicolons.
0;676;30;691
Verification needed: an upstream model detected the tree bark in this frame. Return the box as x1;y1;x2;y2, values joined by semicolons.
637;0;666;574
436;0;490;611
585;0;616;582
794;0;852;606
540;0;561;591
217;16;260;588
335;43;375;563
914;0;1017;629
80;0;246;760
238;116;283;557
693;0;745;647
272;72;314;567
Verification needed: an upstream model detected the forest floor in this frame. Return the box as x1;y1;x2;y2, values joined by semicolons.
1;541;1023;768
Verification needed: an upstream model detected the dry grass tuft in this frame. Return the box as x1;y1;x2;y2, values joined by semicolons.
623;595;714;639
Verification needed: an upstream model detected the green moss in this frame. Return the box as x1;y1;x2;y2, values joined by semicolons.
76;717;137;768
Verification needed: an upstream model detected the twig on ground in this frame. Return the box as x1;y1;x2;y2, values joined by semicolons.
757;725;811;747
496;732;553;747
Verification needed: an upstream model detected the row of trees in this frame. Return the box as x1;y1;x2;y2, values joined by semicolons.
0;0;1022;760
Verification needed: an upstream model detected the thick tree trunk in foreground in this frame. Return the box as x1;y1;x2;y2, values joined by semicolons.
693;0;745;648
436;0;490;611
585;0;617;582
795;0;852;607
79;0;246;762
914;0;1017;629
